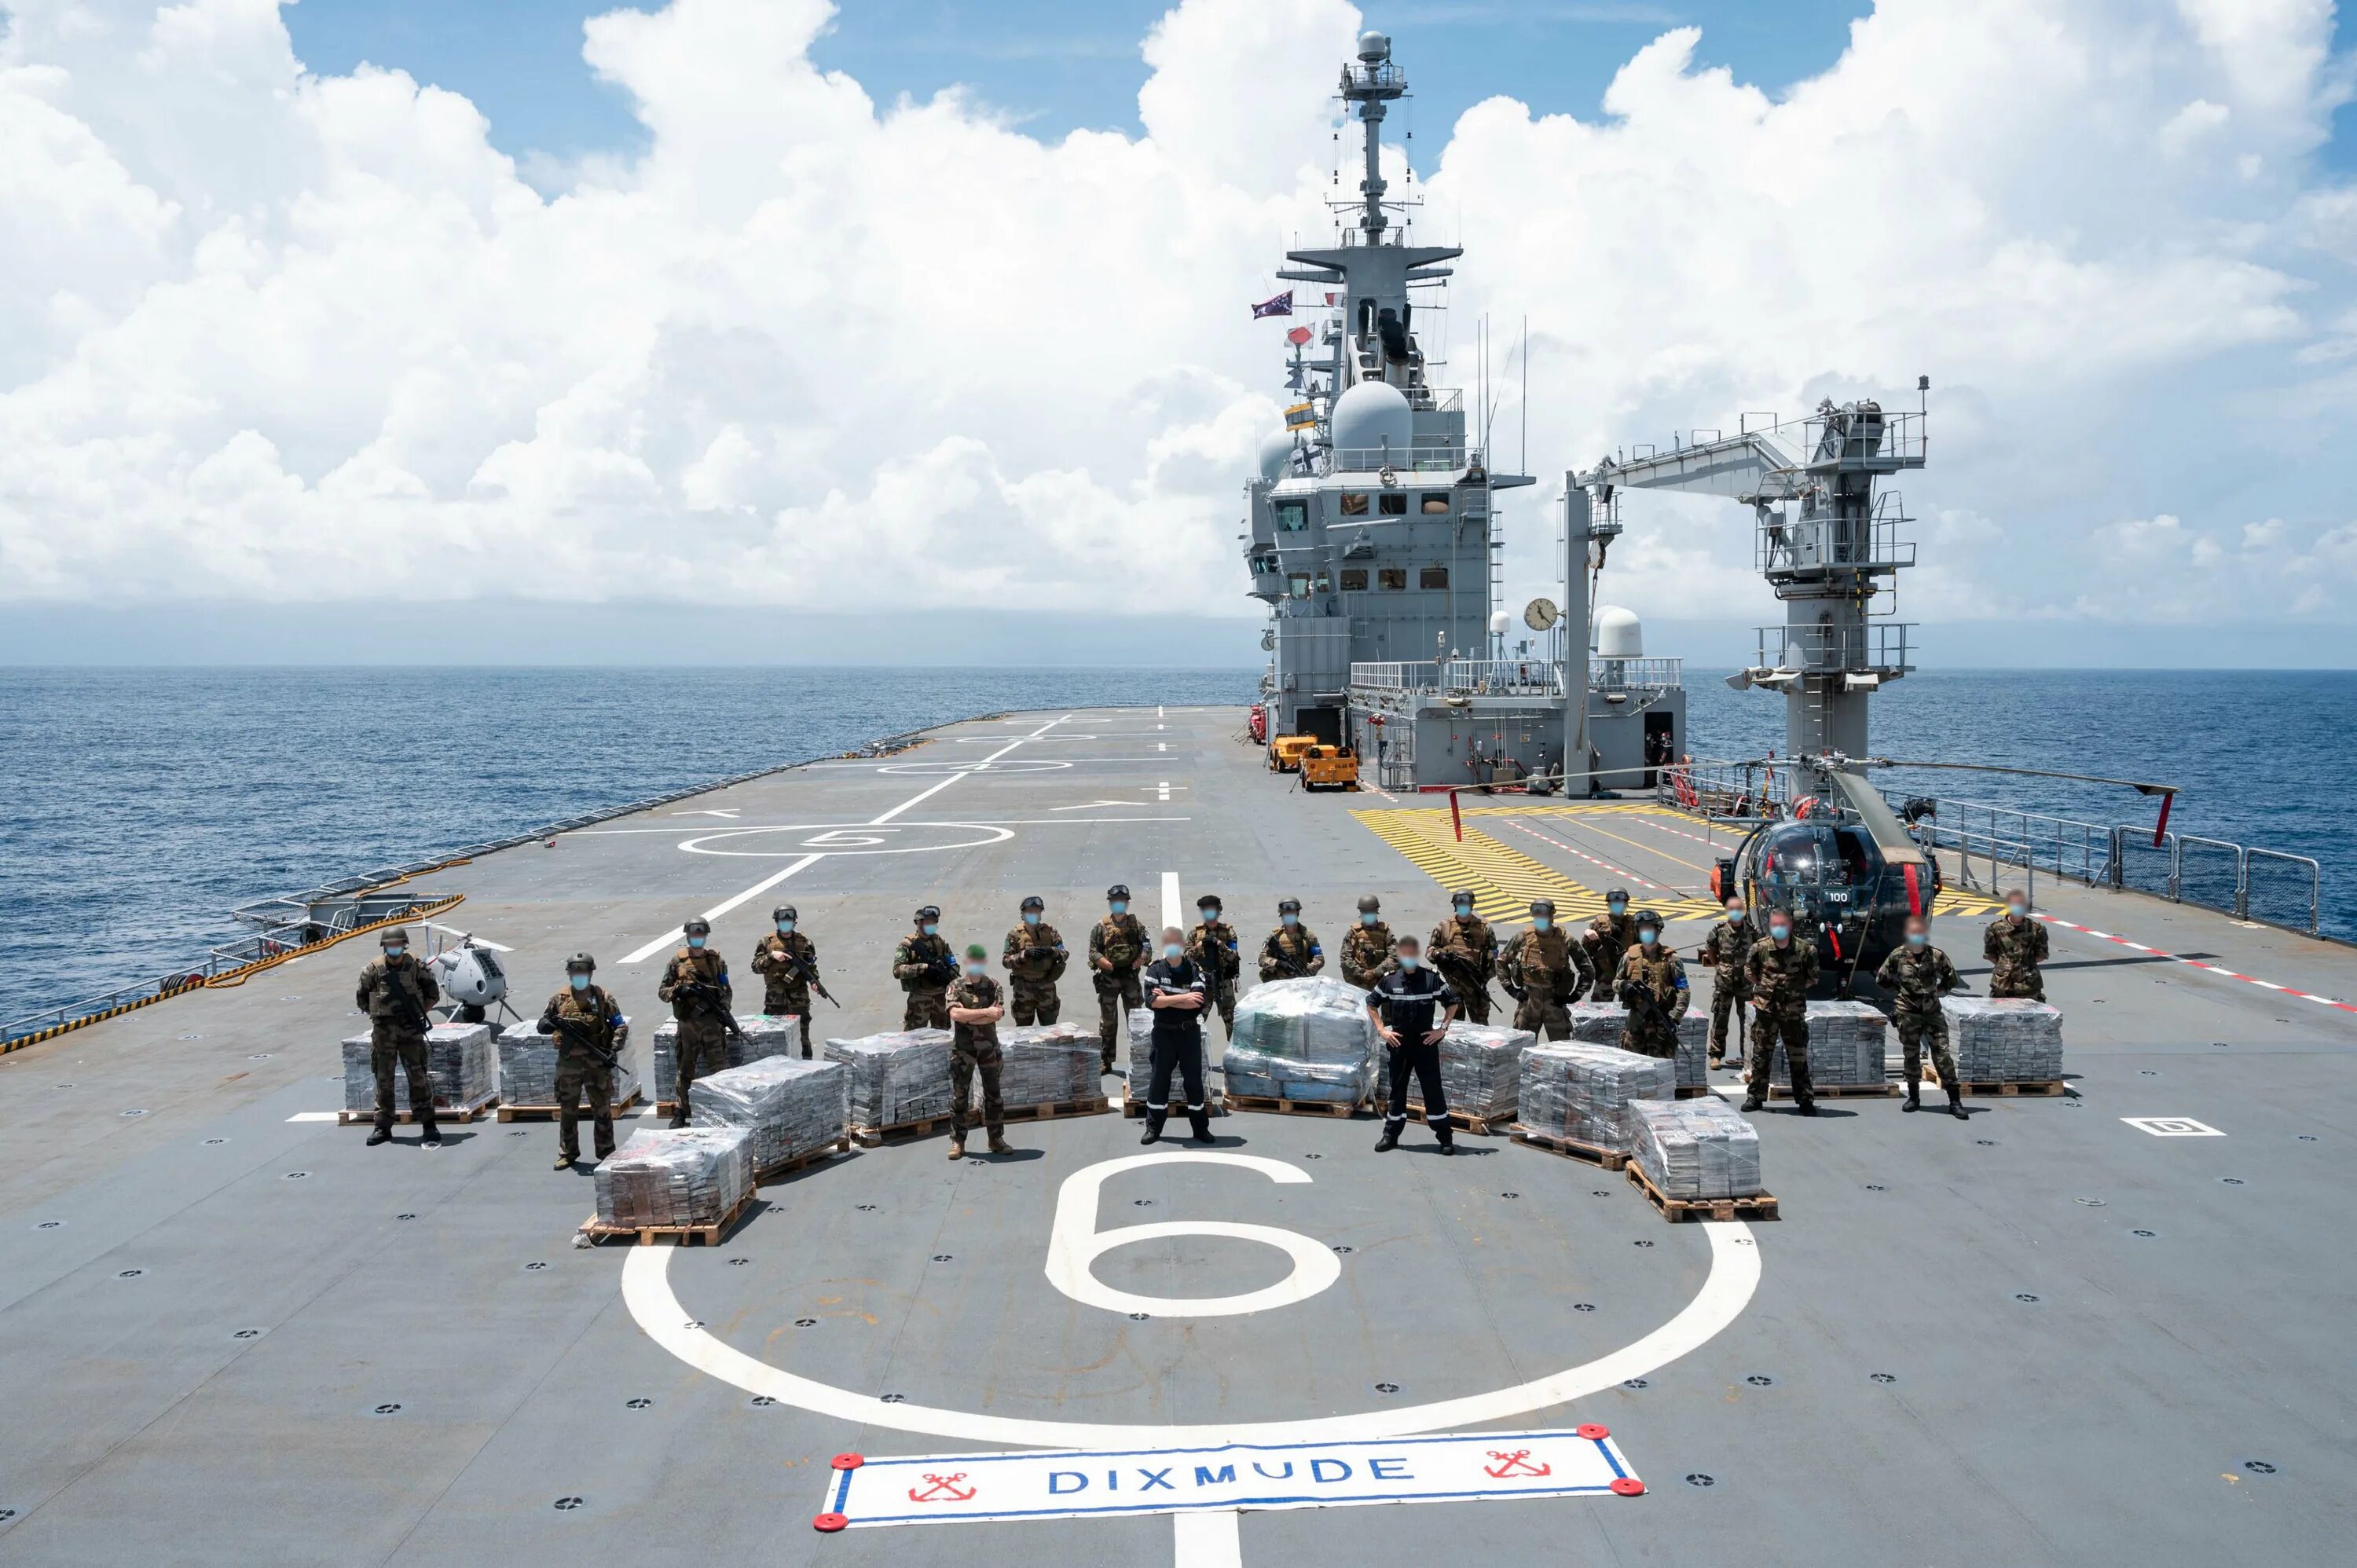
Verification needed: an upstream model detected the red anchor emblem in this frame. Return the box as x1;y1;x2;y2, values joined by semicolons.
1484;1449;1552;1479
907;1472;977;1504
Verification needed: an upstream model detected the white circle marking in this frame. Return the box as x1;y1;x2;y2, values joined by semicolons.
1043;1153;1340;1317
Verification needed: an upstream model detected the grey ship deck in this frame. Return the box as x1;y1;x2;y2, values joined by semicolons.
2;705;2352;1566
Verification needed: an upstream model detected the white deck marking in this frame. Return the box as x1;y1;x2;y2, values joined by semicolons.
621;717;1071;962
421;922;510;951
621;1216;1760;1446
284;1112;339;1123
671;808;740;819
2122;1116;2225;1137
2031;912;2355;1014
1161;871;1183;935
1173;1509;1242;1568
1045;1154;1340;1317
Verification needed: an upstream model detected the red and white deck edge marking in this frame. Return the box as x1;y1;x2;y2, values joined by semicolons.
2033;914;2355;1015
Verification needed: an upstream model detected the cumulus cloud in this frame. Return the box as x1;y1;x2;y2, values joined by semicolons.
1;0;2355;633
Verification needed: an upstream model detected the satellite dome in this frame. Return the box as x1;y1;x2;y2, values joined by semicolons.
1593;605;1644;658
1358;31;1391;61
1488;610;1512;636
1329;381;1412;469
1257;427;1300;483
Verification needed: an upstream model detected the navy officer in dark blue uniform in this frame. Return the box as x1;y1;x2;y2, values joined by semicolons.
1368;933;1460;1154
1139;926;1215;1146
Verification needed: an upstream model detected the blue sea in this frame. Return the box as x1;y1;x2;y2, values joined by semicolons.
1;666;2348;1025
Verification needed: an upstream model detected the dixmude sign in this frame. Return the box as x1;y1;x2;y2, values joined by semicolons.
816;1428;1642;1530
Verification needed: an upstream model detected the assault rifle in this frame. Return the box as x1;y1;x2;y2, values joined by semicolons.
379;965;433;1034
778;947;840;1008
544;1010;620;1074
673;978;746;1046
1617;979;1678;1041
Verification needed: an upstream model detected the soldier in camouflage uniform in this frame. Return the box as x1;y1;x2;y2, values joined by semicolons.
1186;894;1242;1039
1498;899;1589;1042
1259;899;1324;980
1983;891;2050;1002
1695;894;1758;1065
891;905;956;1031
658;915;733;1126
1089;884;1149;1073
944;944;1014;1159
354;925;441;1146
1582;889;1637;1002
1000;895;1068;1024
1341;895;1397;991
1743;912;1820;1115
1428;889;1497;1026
537;952;623;1168
748;903;819;1057
1612;909;1689;1060
1876;915;1967;1118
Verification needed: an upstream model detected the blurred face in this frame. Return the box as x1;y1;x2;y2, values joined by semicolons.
1637;925;1659;948
1769;918;1791;943
570;970;591;990
1905;921;1929;947
1396;942;1420;969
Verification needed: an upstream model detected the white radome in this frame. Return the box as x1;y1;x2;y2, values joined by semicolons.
1593;605;1644;658
1329;381;1412;468
1258;427;1299;483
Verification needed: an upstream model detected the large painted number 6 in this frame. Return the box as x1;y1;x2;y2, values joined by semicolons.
1043;1152;1342;1317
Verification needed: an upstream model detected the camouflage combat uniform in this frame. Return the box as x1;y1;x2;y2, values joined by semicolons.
944;972;1006;1140
1428;911;1497;1025
892;931;955;1030
354;954;440;1133
1259;925;1324;981
1984;914;2050;1002
1500;928;1589;1041
749;930;819;1057
1186;918;1242;1037
1697;912;1757;1063
1582;910;1638;1002
1744;936;1820;1105
1875;943;1962;1090
537;983;622;1162
1088;913;1149;1070
1612;946;1690;1060
657;945;732;1119
1341;920;1396;991
1001;921;1069;1025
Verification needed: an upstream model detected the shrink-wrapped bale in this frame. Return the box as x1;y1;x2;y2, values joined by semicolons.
592;1127;753;1230
497;1017;637;1108
688;1056;848;1173
1775;1000;1888;1088
1629;1097;1763;1201
1568;1000;1709;1090
1940;997;2065;1083
1516;1043;1675;1151
1000;1023;1103;1107
1421;1021;1530;1122
1220;977;1375;1104
340;1022;495;1116
651;1013;797;1105
824;1029;953;1130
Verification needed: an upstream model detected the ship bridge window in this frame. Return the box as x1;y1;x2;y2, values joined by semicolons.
1419;566;1449;589
1420;493;1450;515
1339;568;1369;592
1274;499;1309;533
1340;493;1371;516
1288;573;1313;599
1378;492;1408;516
1377;567;1407;590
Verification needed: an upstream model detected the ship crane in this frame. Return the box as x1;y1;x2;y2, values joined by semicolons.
1574;379;1930;760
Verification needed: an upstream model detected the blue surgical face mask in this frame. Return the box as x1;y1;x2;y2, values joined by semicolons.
1024;912;1040;926
383;946;405;959
687;936;705;950
570;973;590;991
1639;930;1658;947
776;921;794;934
2007;902;2028;918
1360;911;1378;926
1281;913;1299;927
1163;943;1183;961
1533;918;1552;932
1453;902;1472;916
1398;953;1420;969
1608;899;1627;914
1109;901;1127;916
922;923;938;937
1906;932;1927;947
1199;907;1219;923
1769;923;1791;942
963;962;985;978
1726;904;1744;919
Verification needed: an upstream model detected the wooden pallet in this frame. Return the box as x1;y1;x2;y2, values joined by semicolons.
1674;1085;1712;1100
850;1114;954;1147
1226;1092;1365;1119
1625;1160;1780;1224
1766;1082;1897;1099
755;1137;852;1181
1508;1126;1629;1170
497;1089;645;1123
338;1101;497;1127
1001;1096;1113;1125
1121;1088;1229;1119
1920;1073;2066;1097
1406;1102;1512;1137
577;1191;753;1248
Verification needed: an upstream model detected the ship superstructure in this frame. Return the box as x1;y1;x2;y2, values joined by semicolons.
1244;32;1682;793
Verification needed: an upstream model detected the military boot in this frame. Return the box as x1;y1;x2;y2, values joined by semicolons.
1187;1109;1214;1144
1139;1112;1166;1146
1436;1126;1456;1156
1947;1086;1969;1120
1739;1094;1765;1114
366;1127;392;1147
1903;1083;1922;1113
419;1123;442;1149
947;1135;966;1161
987;1134;1014;1156
1374;1123;1401;1152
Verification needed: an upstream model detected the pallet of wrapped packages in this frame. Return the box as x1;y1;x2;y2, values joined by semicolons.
338;1022;497;1124
1403;1021;1532;1134
1769;1000;1895;1097
999;1023;1113;1121
494;1017;641;1120
651;1013;799;1112
825;1028;953;1143
580;1127;755;1245
1220;977;1374;1115
688;1056;851;1178
1511;1043;1676;1167
1937;997;2066;1092
1567;1000;1710;1095
1121;1009;1227;1117
1625;1098;1776;1222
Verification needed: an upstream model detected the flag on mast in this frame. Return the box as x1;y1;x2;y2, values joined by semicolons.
1250;290;1294;319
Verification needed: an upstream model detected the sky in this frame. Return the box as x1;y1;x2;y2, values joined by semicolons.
5;0;2357;665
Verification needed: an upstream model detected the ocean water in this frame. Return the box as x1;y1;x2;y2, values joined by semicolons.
2;665;2347;1026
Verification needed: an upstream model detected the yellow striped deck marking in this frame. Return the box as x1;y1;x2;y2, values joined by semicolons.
1354;808;1724;926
